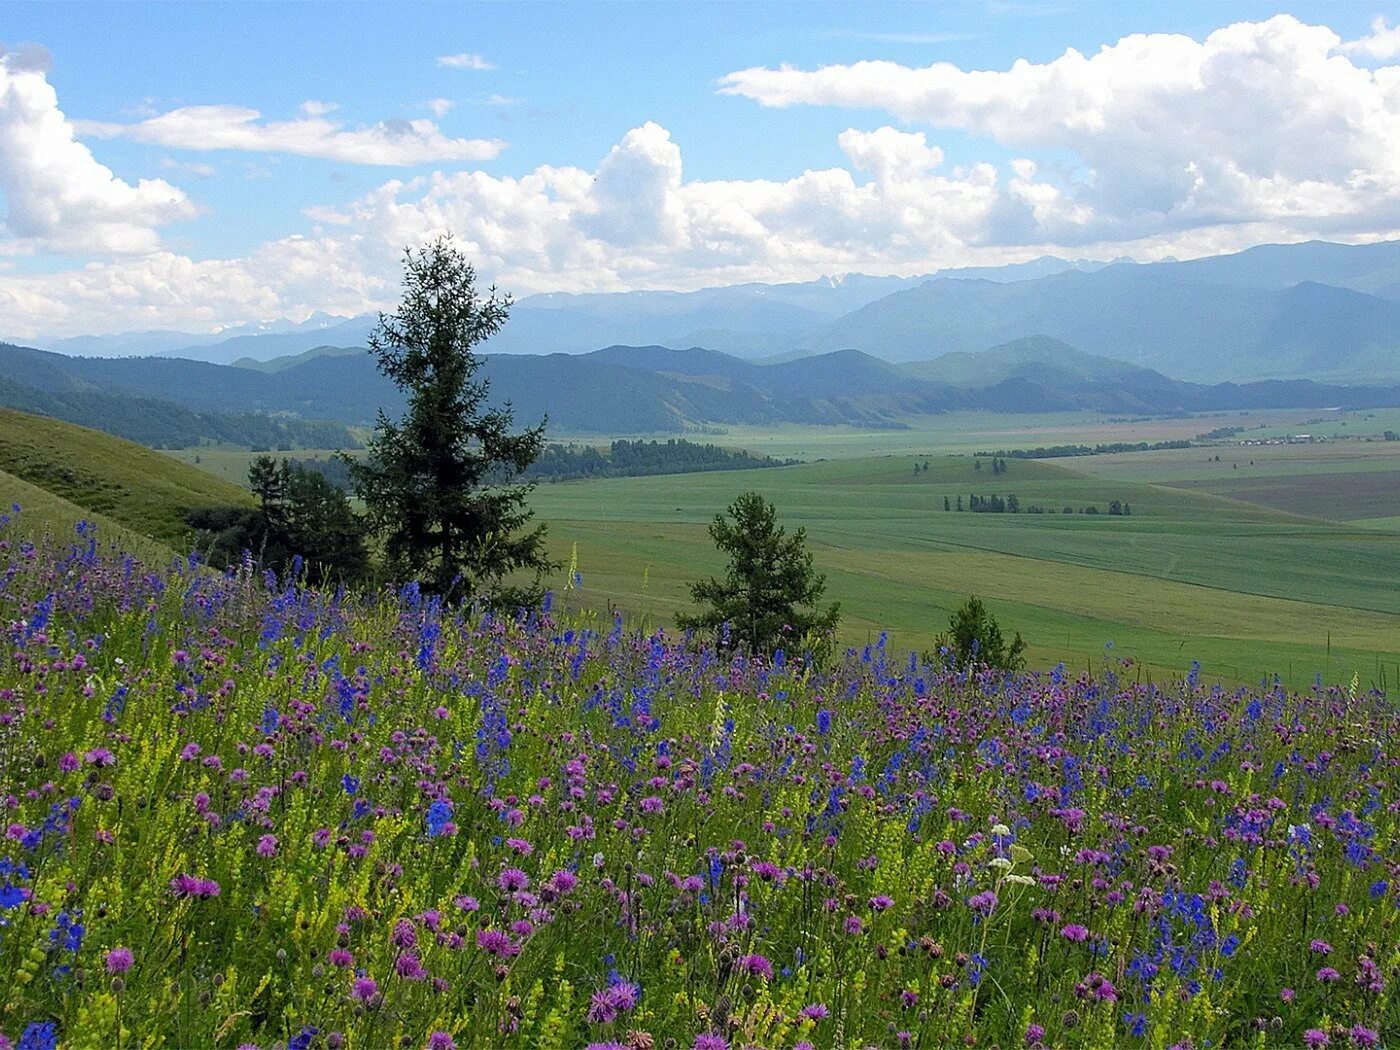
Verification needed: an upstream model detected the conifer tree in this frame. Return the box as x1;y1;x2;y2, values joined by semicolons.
349;238;555;604
679;491;839;654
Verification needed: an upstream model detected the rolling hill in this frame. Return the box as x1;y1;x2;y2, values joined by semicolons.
7;337;1400;441
0;409;254;547
0;343;359;448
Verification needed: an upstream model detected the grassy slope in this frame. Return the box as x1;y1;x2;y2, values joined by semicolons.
532;456;1400;687
0;408;253;547
0;468;175;561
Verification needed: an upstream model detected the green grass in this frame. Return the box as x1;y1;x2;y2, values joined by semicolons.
694;408;1313;459
0;409;253;547
532;454;1400;688
159;414;1400;687
0;468;176;561
163;446;356;487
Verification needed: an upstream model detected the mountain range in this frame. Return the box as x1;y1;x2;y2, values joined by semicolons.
6;335;1400;447
33;257;1113;364
22;239;1400;384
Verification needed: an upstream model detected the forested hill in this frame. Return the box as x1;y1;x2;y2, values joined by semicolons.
8;336;1400;443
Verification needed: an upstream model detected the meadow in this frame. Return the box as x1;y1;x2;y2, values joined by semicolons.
530;454;1400;689
154;407;1400;690
0;522;1396;1049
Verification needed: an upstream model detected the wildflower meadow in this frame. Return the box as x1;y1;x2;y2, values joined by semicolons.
1;517;1397;1049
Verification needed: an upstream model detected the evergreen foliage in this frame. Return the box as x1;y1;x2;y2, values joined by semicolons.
348;239;555;604
678;491;839;654
935;595;1026;670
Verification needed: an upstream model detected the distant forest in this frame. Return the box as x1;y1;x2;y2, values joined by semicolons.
290;438;796;491
525;439;796;481
975;439;1193;460
0;376;357;451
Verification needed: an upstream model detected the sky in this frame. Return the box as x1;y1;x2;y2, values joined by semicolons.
4;0;1400;340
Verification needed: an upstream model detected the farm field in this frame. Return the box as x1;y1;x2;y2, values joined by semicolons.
1063;439;1400;521
156;412;1400;689
530;455;1400;688
688;408;1308;460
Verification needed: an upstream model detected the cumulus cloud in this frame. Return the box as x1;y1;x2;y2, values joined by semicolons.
79;105;505;166
438;52;495;70
1;119;1145;337
0;44;195;253
719;15;1400;242
11;15;1400;338
1339;16;1400;60
425;98;454;118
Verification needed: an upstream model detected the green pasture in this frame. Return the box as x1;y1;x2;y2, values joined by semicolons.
0;409;252;547
531;454;1400;688
154;413;1400;687
694;408;1304;460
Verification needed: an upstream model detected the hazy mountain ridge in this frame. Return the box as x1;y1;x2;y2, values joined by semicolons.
8;335;1400;444
19;256;1099;364
21;240;1400;382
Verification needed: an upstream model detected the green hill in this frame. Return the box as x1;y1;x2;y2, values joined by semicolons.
0;409;254;547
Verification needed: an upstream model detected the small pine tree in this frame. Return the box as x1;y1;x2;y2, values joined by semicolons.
934;596;1025;671
349;238;556;604
678;491;839;655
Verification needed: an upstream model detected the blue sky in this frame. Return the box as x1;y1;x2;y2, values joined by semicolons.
4;1;1400;338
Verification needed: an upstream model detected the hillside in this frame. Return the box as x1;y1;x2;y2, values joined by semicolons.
9;337;1400;441
0;343;358;449
0;409;254;546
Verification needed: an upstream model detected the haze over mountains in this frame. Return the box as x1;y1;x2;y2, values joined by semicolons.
6;238;1400;447
7;333;1400;447
42;257;1109;365
26;239;1400;386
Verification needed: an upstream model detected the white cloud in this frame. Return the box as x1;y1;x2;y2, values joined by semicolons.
719;15;1400;242
1;120;1126;337
0;44;194;253
1339;16;1400;60
425;98;454;118
79;105;506;166
438;52;495;70
11;15;1400;339
299;99;339;117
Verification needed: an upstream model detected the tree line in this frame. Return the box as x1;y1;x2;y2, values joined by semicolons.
524;439;794;482
977;440;1192;460
943;494;1132;515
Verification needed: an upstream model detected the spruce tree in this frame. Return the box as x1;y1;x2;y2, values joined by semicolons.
349;238;555;604
679;491;839;655
934;596;1025;671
